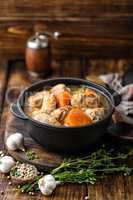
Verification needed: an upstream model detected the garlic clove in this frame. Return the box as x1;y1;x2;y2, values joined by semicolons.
40;186;53;196
0;163;11;173
38;175;57;196
0;156;15;164
0;156;15;173
45;180;56;191
6;133;25;151
44;174;56;182
39;181;55;196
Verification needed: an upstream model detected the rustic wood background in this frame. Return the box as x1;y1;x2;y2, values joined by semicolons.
0;0;133;61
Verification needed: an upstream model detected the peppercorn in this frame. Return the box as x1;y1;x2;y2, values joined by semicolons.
7;176;10;179
8;182;12;185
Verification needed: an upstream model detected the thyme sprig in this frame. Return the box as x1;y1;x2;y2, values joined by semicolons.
17;175;42;194
26;150;38;160
16;145;133;193
52;146;133;184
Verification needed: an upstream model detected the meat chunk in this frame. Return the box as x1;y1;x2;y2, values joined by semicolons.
28;91;44;109
84;95;100;108
33;112;61;126
51;84;71;96
71;93;84;108
51;84;66;96
71;88;100;108
85;107;105;122
84;88;100;108
40;91;56;114
51;106;72;122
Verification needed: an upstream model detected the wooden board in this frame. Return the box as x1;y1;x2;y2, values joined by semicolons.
4;115;63;171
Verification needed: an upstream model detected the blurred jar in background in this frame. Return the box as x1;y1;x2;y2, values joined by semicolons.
25;32;51;77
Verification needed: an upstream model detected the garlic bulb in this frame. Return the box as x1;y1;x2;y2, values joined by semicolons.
0;156;15;173
38;174;58;196
6;133;25;151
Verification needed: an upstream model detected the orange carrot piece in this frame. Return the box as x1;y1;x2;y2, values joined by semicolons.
64;108;92;126
56;91;71;107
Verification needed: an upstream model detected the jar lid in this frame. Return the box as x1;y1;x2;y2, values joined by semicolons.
27;32;49;49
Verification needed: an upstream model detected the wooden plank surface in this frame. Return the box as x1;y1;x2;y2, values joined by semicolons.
0;0;133;20
0;60;14;200
0;1;133;57
0;59;10;142
0;59;133;200
0;22;133;58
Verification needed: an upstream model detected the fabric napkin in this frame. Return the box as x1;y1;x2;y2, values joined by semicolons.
99;73;133;116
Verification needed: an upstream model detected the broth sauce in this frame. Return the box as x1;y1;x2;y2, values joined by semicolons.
25;84;109;127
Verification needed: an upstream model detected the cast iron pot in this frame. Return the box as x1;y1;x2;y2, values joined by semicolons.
10;77;120;153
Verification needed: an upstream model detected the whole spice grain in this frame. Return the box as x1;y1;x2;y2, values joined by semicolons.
10;163;38;181
8;182;12;185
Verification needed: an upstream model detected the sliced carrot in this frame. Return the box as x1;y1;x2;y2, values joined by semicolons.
56;91;71;107
85;88;97;97
64;108;92;126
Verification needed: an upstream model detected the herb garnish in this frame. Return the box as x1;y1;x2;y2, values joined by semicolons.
26;150;38;160
17;175;42;194
16;145;133;194
10;167;21;177
51;146;133;184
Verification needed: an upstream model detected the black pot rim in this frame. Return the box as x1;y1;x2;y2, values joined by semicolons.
16;77;115;130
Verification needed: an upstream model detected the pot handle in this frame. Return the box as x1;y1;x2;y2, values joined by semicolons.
10;103;28;120
107;87;121;106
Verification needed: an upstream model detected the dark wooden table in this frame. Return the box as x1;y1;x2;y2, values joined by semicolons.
0;58;133;200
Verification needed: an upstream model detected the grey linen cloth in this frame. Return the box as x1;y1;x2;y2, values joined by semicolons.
99;73;133;116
